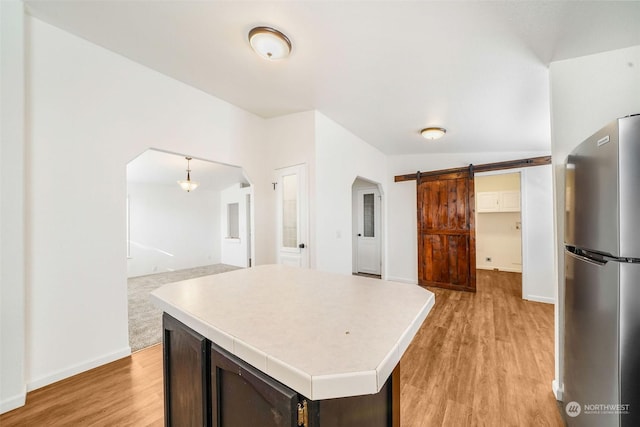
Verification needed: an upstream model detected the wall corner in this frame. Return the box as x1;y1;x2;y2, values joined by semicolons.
0;0;27;414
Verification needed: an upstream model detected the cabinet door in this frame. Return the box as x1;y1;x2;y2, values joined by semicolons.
163;314;210;426
500;191;521;212
211;343;300;427
476;192;500;212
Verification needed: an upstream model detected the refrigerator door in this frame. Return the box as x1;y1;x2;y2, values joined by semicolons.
564;249;619;427
565;119;619;256
618;115;640;259
620;261;640;427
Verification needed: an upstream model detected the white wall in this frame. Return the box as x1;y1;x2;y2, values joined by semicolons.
475;173;521;192
0;0;27;413
476;212;522;271
520;165;556;304
220;183;251;268
315;112;388;275
386;151;552;285
475;173;522;272
24;16;270;394
126;183;221;277
549;44;640;399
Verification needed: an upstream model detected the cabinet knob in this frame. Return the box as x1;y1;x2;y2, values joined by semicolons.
298;243;306;249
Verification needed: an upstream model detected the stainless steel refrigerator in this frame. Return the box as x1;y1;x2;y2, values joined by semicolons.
564;114;640;426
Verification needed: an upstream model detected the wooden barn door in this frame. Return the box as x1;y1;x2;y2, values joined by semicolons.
417;170;476;292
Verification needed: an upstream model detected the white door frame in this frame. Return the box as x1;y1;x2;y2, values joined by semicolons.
276;164;309;268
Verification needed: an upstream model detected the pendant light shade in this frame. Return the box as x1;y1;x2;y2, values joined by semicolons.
177;157;199;192
248;26;291;60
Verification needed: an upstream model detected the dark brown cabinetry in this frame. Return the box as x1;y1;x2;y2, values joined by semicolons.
163;313;211;426
211;342;302;427
162;313;398;427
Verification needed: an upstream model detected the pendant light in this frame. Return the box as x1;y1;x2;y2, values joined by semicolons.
177;157;199;192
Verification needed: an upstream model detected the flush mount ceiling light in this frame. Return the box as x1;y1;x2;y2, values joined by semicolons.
177;157;199;192
248;26;292;60
420;127;447;140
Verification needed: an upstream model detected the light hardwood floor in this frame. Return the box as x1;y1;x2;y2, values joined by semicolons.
0;345;164;426
1;270;563;426
400;270;563;426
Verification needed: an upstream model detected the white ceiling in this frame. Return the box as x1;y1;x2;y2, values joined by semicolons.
25;1;640;155
127;149;248;190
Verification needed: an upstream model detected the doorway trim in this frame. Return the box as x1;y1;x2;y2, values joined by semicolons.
475;169;525;297
475;167;557;303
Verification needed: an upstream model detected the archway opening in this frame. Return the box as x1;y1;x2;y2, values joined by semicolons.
125;148;253;351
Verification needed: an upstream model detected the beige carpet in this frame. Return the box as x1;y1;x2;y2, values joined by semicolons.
128;264;241;352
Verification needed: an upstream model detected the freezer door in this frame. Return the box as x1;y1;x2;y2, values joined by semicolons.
620;261;640;427
564;249;619;427
565;119;619;255
618;115;640;259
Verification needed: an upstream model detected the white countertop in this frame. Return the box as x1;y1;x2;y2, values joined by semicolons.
150;264;435;400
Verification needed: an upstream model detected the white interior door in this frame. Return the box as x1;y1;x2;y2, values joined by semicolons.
357;189;381;275
276;164;308;268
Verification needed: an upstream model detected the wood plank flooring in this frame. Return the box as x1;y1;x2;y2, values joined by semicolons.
1;270;562;426
400;270;563;426
0;345;164;426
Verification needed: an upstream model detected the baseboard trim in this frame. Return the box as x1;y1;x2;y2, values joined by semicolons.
27;346;131;392
525;295;555;304
385;276;417;285
0;389;26;414
476;266;522;273
552;379;563;401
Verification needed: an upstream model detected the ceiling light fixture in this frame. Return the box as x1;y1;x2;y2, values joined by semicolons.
177;157;199;192
420;127;447;140
248;26;292;60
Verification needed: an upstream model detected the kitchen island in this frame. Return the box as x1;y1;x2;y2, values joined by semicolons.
151;264;435;427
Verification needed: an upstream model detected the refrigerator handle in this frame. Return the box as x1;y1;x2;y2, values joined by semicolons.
565;246;607;266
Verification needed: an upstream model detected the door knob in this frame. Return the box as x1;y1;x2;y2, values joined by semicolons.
299;243;306;249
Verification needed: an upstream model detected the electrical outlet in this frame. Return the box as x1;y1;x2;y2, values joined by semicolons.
485;257;492;262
